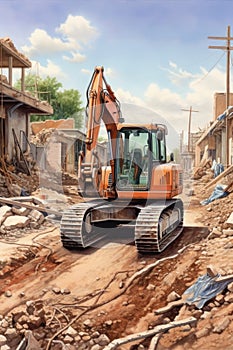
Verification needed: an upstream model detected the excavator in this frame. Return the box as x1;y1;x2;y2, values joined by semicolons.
60;66;184;253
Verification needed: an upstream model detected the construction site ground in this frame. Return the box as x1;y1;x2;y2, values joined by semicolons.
1;169;233;349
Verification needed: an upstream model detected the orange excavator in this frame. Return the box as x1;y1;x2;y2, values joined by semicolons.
60;66;184;253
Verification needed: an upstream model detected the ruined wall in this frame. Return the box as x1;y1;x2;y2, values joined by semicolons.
31;118;75;135
214;93;233;120
6;108;29;160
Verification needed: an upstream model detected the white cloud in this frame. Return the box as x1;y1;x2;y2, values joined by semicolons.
116;88;145;107
114;63;227;136
30;60;66;80
56;15;99;45
164;61;197;86
81;68;91;75
22;29;74;57
22;15;99;62
63;51;86;63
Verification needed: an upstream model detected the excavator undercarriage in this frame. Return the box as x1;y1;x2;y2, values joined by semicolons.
60;198;183;253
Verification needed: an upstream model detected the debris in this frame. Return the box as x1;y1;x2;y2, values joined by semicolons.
15;330;42;350
0;197;62;217
192;159;212;180
212;159;224;178
200;184;229;205
183;269;233;309
226;212;233;226
102;317;196;350
148;334;161;350
2;215;30;230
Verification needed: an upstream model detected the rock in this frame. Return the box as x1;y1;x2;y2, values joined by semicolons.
227;282;233;292
4;328;21;347
195;327;210;339
119;281;124;289
63;335;74;343
146;283;155;291
4;291;12;298
52;287;61;294
12;206;30;216
223;229;233;236
213;317;230;333
104;320;113;327
215;294;225;304
96;334;110;346
28;209;45;224
224;293;233;303
83;319;93;328
0;206;12;225
2;215;30;230
61;288;71;294
0;335;7;346
82;334;91;341
0;319;8;328
65;326;78;336
4;328;17;340
167;291;180;302
1;345;10;350
91;345;101;350
91;331;100;339
226;212;233;226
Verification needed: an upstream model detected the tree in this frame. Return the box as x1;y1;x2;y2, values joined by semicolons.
15;74;84;128
54;89;83;129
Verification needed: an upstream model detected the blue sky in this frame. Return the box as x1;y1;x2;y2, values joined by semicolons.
1;0;233;141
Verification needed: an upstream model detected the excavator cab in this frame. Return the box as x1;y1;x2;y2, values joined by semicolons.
116;125;167;191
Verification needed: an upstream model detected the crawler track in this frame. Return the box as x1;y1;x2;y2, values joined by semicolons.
61;199;183;253
60;202;105;249
135;199;184;253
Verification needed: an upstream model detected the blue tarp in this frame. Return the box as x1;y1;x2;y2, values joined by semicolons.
183;273;233;309
200;184;228;206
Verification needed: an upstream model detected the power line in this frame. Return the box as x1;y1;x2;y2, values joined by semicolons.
193;51;225;85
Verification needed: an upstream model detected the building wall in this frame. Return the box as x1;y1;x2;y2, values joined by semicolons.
214;93;233;120
6;107;29;160
31;118;75;135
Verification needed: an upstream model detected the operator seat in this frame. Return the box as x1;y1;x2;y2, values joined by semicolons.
132;148;142;184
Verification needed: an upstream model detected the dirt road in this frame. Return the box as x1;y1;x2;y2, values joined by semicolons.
0;198;207;348
1;187;233;349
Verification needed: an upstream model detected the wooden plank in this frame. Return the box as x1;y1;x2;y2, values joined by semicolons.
205;165;233;189
0;197;62;217
103;317;197;350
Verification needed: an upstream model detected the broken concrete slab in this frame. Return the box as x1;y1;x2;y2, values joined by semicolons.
0;206;12;225
12;206;30;216
226;212;233;226
28;209;45;225
2;216;30;230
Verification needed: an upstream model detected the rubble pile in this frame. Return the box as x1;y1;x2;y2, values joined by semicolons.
192;159;212;180
0;203;45;236
191;166;233;231
150;276;233;349
0;299;112;350
30;128;55;146
0;162;40;198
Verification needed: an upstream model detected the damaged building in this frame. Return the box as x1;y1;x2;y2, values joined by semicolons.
195;93;233;168
0;37;53;174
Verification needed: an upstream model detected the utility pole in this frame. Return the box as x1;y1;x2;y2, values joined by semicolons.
181;106;199;153
208;25;233;167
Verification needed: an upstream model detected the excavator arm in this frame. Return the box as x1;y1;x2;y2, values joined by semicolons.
78;66;123;197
